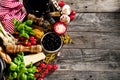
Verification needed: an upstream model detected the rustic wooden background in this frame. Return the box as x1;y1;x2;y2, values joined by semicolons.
45;0;120;80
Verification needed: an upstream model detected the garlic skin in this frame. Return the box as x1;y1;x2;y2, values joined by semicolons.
0;23;17;46
60;14;70;24
62;5;71;15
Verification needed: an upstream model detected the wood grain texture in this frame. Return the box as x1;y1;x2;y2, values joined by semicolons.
60;49;120;62
63;32;120;49
57;49;120;72
94;33;120;49
63;0;120;12
45;71;120;80
68;13;120;32
63;32;95;49
46;10;120;80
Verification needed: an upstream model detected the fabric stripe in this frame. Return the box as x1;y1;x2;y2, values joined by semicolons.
0;0;27;33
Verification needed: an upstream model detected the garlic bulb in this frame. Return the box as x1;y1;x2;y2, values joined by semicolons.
60;14;70;24
62;5;71;15
0;22;17;46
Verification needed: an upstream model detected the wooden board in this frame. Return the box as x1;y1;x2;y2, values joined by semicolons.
46;12;120;80
68;13;120;32
63;0;120;12
46;49;120;80
63;32;120;49
45;71;120;80
60;49;120;62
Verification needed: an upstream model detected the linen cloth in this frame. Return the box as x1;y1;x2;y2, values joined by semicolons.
0;0;26;33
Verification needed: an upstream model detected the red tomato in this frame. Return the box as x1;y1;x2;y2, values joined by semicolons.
58;0;65;7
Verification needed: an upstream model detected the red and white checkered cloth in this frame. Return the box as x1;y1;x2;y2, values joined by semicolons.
0;0;27;33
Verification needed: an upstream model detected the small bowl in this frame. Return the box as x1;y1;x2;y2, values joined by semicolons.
41;32;63;53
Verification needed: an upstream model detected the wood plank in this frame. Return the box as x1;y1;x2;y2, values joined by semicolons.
95;13;120;20
63;32;95;49
69;13;97;25
68;13;120;32
63;0;120;12
60;49;83;59
56;61;120;71
45;71;120;80
63;32;120;49
94;33;120;49
82;49;120;62
60;49;120;62
70;13;120;25
57;49;120;71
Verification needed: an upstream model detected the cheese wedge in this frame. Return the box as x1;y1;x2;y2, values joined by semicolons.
24;52;46;66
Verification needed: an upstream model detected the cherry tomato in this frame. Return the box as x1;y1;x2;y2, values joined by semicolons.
37;67;42;72
47;64;52;70
27;42;31;46
34;73;39;78
44;69;49;74
70;15;75;21
40;63;46;68
58;0;65;7
70;10;76;15
40;73;45;78
31;40;36;45
52;64;58;70
30;36;35;41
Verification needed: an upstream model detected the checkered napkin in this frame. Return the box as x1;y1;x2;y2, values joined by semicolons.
0;0;27;33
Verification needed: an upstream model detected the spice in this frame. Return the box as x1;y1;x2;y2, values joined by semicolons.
54;22;67;35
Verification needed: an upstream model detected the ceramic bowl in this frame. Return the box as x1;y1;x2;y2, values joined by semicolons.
41;32;63;53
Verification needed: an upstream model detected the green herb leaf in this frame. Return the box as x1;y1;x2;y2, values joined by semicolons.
24;20;33;26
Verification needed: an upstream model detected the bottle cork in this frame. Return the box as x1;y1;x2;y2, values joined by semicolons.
6;45;42;53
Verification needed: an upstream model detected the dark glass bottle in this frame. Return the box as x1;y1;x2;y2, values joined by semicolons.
23;0;49;17
23;0;57;25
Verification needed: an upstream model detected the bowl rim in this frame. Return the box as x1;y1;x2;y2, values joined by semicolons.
41;32;63;53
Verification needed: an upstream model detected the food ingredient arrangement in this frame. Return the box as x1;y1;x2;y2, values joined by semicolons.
0;0;76;80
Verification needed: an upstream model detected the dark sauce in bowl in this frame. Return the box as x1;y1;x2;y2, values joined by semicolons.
41;32;63;53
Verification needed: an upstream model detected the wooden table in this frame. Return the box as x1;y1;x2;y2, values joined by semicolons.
45;0;120;80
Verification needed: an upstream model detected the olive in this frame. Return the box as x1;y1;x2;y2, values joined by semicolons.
42;32;61;51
